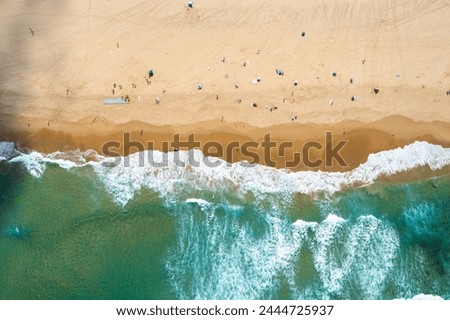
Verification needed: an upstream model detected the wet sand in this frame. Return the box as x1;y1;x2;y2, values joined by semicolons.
1;115;449;172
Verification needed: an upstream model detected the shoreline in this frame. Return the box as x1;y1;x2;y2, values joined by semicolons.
2;127;449;207
1;115;449;173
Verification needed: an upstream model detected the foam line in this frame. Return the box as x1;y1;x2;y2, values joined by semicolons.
1;141;449;206
92;141;450;206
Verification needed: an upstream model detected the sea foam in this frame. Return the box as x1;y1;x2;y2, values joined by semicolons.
1;141;449;206
293;214;400;299
166;199;307;299
92;141;450;206
3;148;104;178
0;142;18;160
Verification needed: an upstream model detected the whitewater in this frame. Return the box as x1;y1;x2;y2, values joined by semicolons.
1;141;449;207
0;141;449;299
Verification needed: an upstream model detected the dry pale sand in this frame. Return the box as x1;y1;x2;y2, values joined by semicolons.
0;0;449;170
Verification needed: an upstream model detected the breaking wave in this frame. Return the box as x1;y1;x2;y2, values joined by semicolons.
1;141;448;300
1;141;449;206
167;200;402;299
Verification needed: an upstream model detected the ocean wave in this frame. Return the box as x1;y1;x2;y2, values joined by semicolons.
166;200;308;299
293;214;400;299
92;141;450;206
2;148;105;178
1;141;449;206
8;152;48;178
0;141;18;160
185;198;211;206
167;208;402;299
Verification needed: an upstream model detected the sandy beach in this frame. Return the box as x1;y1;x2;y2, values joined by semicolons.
1;0;449;170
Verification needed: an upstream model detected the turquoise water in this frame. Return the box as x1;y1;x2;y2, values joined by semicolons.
0;159;449;299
